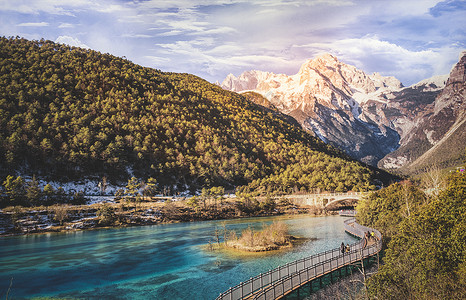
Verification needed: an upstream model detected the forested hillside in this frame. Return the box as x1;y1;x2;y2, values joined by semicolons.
0;37;388;192
357;169;466;299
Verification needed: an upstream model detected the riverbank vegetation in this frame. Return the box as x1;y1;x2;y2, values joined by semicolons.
357;169;466;299
0;190;325;236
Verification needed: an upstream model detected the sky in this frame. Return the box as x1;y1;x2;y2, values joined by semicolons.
0;0;465;86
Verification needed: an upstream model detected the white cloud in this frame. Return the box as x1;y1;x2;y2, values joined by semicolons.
95;4;126;13
55;35;90;49
122;33;153;38
1;0;88;15
58;23;74;28
297;36;463;85
157;30;183;37
18;22;49;27
189;26;237;36
143;55;171;64
0;0;129;15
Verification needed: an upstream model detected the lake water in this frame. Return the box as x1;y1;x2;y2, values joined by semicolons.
0;215;357;299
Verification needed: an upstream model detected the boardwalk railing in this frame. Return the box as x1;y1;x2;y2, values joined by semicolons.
216;218;382;300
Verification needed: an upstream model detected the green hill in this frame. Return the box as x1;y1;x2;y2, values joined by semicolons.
0;37;392;192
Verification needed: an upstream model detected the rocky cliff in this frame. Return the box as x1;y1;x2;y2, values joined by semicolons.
379;51;466;173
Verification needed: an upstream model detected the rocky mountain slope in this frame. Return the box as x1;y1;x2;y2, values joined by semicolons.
220;54;454;168
379;52;466;173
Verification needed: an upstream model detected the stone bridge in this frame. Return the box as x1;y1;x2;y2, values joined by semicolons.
282;192;369;208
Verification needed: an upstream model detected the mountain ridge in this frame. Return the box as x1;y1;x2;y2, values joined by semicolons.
379;51;466;173
219;53;462;171
220;53;405;165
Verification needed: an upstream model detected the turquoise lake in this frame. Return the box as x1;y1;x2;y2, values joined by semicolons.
0;215;357;299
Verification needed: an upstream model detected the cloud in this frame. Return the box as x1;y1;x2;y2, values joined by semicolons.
1;0;87;15
157;30;183;37
430;0;466;16
0;0;463;85
189;26;237;36
121;33;153;38
18;22;49;27
297;36;462;85
58;23;74;28
143;55;171;64
55;36;90;49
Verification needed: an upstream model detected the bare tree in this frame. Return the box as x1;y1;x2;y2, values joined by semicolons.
53;204;69;225
421;164;447;198
402;182;412;219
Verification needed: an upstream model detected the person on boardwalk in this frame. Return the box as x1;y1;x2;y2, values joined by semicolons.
340;242;345;255
346;244;350;252
370;231;375;241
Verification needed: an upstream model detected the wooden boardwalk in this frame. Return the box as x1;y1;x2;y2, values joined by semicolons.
216;218;382;300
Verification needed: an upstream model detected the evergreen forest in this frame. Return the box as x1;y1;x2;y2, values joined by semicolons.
0;37;390;194
357;169;466;299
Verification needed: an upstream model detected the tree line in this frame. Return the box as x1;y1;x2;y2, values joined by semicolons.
1;175;87;207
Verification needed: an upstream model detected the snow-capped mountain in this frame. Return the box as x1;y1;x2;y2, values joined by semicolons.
220;52;465;171
219;53;461;167
220;54;404;165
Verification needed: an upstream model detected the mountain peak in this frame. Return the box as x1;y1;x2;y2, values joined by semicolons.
219;54;407;164
314;53;338;63
300;53;339;71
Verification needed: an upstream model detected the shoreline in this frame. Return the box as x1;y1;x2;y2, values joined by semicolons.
204;236;314;256
0;203;338;238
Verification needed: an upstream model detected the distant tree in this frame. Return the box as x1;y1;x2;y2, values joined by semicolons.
53;204;69;225
71;191;87;205
186;196;200;210
26;175;42;206
144;177;158;198
99;176;108;195
3;175;26;206
125;177;141;199
260;196;276;212
43;184;55;197
114;188;125;199
96;203;116;226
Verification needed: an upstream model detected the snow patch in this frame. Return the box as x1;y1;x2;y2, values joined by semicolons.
381;156;408;169
424;130;437;145
410;74;448;91
17;176;122;197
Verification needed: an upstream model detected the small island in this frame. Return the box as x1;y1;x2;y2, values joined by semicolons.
209;221;309;253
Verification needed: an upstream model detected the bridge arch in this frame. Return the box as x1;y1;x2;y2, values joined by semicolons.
282;192;369;208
